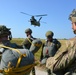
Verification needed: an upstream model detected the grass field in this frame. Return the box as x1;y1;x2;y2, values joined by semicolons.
11;38;67;60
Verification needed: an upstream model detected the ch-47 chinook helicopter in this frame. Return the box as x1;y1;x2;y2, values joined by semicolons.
20;12;47;27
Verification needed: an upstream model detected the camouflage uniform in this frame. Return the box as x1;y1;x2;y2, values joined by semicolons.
46;9;76;75
0;25;35;75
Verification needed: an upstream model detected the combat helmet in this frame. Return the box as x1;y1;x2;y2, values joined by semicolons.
0;25;12;40
45;31;54;37
25;28;32;34
69;9;76;22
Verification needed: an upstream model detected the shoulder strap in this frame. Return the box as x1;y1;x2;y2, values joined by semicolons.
0;45;25;56
26;38;32;44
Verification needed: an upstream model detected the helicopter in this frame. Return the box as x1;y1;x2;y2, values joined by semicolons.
20;12;47;27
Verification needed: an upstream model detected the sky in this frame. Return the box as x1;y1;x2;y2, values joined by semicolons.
0;0;76;39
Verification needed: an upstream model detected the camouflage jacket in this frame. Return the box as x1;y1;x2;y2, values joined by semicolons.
46;37;76;72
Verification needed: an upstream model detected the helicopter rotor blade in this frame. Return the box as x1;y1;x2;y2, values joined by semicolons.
20;12;32;16
35;14;47;17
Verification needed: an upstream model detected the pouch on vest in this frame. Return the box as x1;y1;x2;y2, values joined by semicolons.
43;43;56;58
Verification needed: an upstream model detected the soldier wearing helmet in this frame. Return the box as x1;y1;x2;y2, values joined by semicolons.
0;25;21;49
25;28;32;37
0;25;12;40
46;9;76;75
22;28;36;49
45;31;54;37
40;30;61;75
0;25;37;75
22;28;38;75
45;31;54;43
40;30;61;65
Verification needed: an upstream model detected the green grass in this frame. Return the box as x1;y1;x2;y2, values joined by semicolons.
10;38;24;45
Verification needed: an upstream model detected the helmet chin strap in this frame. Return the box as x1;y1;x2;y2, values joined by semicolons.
9;34;12;40
8;31;12;40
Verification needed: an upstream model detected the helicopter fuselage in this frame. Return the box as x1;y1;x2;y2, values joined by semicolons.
30;17;40;26
30;20;40;26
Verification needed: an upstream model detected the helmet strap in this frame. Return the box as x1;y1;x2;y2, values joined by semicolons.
9;34;12;40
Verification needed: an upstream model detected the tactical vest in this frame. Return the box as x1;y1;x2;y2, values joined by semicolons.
43;39;58;58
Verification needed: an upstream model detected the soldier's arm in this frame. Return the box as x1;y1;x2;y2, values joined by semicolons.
46;40;76;72
53;44;76;71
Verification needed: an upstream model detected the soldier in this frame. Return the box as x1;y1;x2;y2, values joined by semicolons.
0;25;22;49
0;25;42;75
40;31;61;65
46;9;76;75
40;31;61;75
25;28;36;40
22;28;40;75
22;28;36;49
